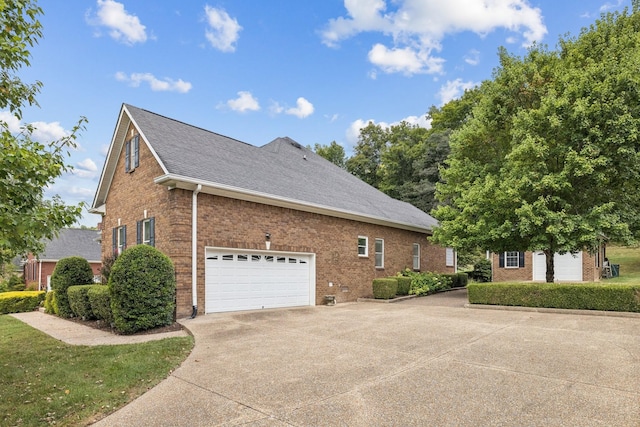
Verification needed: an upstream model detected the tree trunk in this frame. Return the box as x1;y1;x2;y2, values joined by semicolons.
544;249;554;283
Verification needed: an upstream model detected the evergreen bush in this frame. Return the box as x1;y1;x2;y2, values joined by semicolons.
68;285;96;320
372;278;398;299
50;257;94;318
88;285;113;324
43;290;58;315
0;291;45;314
109;245;176;334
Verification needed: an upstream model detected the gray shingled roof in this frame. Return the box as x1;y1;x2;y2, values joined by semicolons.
124;104;438;231
38;229;101;262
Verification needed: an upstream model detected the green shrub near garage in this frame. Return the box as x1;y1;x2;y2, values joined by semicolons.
468;282;640;312
50;256;95;318
0;291;45;314
373;278;398;299
447;273;468;288
109;245;176;334
43;290;58;315
68;285;97;320
87;285;113;324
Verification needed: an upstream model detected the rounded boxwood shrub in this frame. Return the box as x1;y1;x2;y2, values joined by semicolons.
373;278;398;299
68;285;97;320
50;256;95;318
109;245;176;334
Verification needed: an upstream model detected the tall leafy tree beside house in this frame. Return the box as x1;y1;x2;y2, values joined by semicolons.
312;141;347;168
0;0;85;268
432;5;640;282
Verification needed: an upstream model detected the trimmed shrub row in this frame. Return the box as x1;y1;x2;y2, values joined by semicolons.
88;285;113;324
44;290;58;315
446;273;468;288
68;285;97;320
373;278;398;299
468;283;640;312
0;291;45;314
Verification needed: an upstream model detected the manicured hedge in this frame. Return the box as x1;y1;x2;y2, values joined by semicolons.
467;282;640;312
109;245;176;334
396;276;412;296
445;273;468;288
0;291;45;314
50;256;95;318
373;278;398;299
88;285;113;324
68;285;97;320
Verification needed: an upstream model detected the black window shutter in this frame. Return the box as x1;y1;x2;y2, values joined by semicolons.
122;225;127;250
519;251;525;268
112;227;117;255
499;252;505;268
125;140;131;172
136;220;142;245
149;217;155;247
134;136;140;168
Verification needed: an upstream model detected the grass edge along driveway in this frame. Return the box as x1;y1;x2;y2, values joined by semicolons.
0;315;193;426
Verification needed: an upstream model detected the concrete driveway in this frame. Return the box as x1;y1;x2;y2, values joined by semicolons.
94;290;640;426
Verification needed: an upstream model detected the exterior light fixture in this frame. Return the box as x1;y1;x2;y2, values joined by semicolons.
265;233;271;250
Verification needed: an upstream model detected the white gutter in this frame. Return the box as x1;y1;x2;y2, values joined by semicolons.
191;184;202;317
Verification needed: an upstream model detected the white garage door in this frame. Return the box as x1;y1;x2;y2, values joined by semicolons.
533;251;583;282
205;249;315;313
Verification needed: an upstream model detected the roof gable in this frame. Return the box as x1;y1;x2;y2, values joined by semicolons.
93;104;438;232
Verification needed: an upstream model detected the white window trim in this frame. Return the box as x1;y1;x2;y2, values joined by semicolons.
358;236;368;257
413;243;420;270
446;247;455;267
375;238;384;269
505;251;519;268
142;218;152;245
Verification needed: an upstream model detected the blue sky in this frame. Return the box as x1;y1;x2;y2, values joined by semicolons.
8;0;630;227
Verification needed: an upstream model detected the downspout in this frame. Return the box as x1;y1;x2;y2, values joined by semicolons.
191;184;202;318
38;260;42;291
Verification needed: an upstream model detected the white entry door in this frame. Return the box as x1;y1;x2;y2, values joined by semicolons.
533;251;583;282
205;249;315;313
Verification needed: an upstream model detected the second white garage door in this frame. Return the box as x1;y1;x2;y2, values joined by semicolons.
205;249;315;313
533;251;583;282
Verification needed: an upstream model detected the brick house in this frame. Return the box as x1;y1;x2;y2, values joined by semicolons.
491;249;605;282
23;228;102;291
90;104;454;317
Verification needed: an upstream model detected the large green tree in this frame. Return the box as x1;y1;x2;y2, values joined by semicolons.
432;6;640;282
312;140;346;168
0;0;85;268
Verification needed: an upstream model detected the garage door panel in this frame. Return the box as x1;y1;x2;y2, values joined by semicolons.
205;249;313;313
533;251;582;281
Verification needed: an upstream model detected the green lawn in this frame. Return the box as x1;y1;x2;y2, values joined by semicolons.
0;315;193;426
605;245;640;284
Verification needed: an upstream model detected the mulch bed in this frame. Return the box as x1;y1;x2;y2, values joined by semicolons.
64;315;185;336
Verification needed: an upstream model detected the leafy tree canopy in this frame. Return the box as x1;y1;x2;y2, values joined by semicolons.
312;140;346;168
0;0;85;268
432;6;640;281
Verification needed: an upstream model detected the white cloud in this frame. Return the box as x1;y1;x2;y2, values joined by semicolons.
285;97;315;119
115;72;192;93
345;114;431;147
464;49;480;66
438;78;478;105
89;0;147;45
74;158;99;179
269;101;285;115
322;0;547;75
226;91;260;112
0;111;21;133
1;111;72;143
204;6;242;52
600;0;623;12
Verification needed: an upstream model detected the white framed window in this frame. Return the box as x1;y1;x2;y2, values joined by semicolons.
375;238;384;268
505;251;519;268
358;236;368;257
446;248;455;267
112;225;126;256
137;217;155;246
413;243;420;270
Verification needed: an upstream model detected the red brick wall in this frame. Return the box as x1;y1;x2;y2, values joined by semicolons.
101;123;452;317
23;256;101;290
